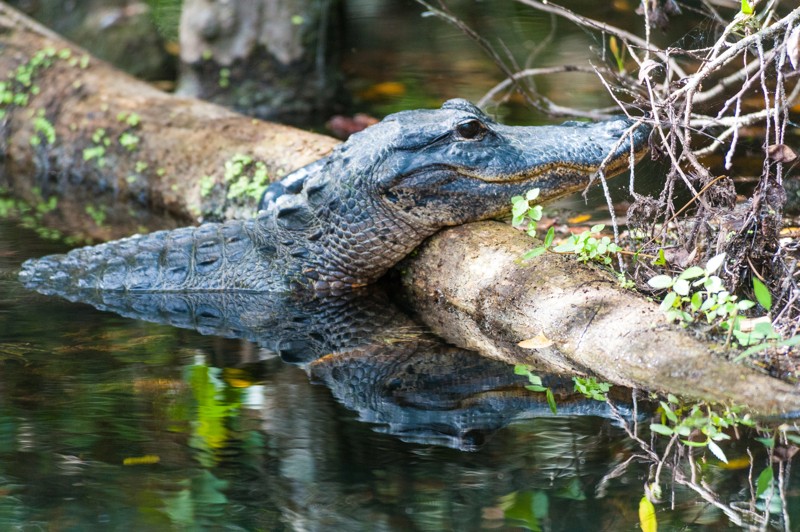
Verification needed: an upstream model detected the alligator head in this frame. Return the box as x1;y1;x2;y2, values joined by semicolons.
21;99;649;295
267;99;650;291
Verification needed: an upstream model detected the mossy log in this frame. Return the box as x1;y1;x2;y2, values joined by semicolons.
0;4;337;242
1;4;797;415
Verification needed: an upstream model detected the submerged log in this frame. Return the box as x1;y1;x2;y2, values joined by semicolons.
1;4;797;414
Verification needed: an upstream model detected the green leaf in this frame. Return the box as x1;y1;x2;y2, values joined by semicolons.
737;300;755;311
660;291;678;312
682;440;708;447
653;248;666;266
741;0;753;15
690;292;702;311
512;200;529;221
545;388;557;414
785;434;800;445
650;423;674;436
639;496;657;532
679;266;705;280
525;188;540;201
648;275;674;289
522;247;547;260
660;402;678;423
752;277;772;310
672;278;690;296
756;466;773;498
514;364;530;376
590;224;605;233
781;334;800;347
755;436;775;448
667;393;679;404
704;276;723;293
707;439;728;463
553;241;576;253
543;227;555;248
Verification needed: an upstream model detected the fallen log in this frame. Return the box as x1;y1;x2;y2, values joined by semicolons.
2;4;797;414
0;3;337;242
400;222;800;415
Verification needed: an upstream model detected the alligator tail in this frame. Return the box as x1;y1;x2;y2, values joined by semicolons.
19;219;263;293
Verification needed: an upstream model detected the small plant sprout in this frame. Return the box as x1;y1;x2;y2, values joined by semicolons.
648;254;799;353
572;376;611;401
648;252;747;326
511;190;622;265
511;188;542;236
514;365;557;414
553;224;622;265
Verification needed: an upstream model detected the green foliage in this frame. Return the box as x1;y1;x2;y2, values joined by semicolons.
553;224;621;265
223;154;270;200
649;254;799;355
572;376;611;401
609;36;626;74
512;190;622;266
82;145;106;166
30;111;56;147
639;495;657;532
511;188;542;236
514;365;557;414
649;253;749;329
756;466;773;498
0;47;66;125
85;204;107;227
752;277;772;310
218;68;231;88
116;111;141;128
500;490;549;531
199;175;216;198
648;396;754;464
118;132;140;151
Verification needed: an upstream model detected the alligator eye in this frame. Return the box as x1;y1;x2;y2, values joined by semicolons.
456;119;487;140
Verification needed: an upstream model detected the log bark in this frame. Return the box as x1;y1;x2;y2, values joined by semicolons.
399;222;800;415
1;4;797;415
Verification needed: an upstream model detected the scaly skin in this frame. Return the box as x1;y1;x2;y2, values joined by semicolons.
20;99;649;295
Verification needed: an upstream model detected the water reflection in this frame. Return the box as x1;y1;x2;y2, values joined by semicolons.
20;274;634;451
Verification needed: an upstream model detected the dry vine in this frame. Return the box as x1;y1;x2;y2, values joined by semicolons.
417;0;800;374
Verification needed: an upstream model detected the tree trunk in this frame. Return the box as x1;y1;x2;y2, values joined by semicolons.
1;4;797;414
177;0;346;126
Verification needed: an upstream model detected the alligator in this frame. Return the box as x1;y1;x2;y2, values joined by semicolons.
19;99;649;295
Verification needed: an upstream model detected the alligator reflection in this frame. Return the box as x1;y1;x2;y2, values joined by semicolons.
25;281;633;450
